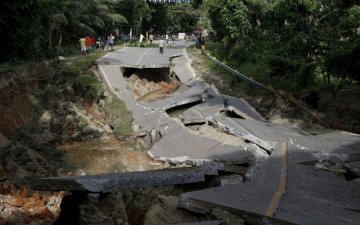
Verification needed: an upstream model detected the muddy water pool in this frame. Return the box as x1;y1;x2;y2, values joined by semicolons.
57;135;163;175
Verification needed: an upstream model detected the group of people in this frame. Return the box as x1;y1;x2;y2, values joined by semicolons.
79;33;115;55
79;28;205;56
193;27;205;49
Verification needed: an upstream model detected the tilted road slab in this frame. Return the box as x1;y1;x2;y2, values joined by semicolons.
179;143;286;215
273;142;360;225
148;120;254;165
31;167;206;192
223;95;265;121
345;161;360;177
180;101;223;125
207;116;274;152
208;115;310;152
275;193;360;225
180;136;360;225
291;131;360;162
141;82;208;111
171;48;198;84
179;93;265;125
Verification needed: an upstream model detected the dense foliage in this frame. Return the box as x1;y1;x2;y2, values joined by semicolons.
201;0;360;89
0;0;198;62
1;0;358;87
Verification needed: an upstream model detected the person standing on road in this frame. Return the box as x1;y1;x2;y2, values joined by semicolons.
109;33;115;50
159;36;165;54
79;37;86;55
149;34;153;44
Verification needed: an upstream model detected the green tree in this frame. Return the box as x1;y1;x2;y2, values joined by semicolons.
0;0;44;61
115;0;151;36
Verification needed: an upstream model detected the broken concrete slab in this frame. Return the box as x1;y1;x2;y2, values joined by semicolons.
223;95;265;121
179;92;265;125
179;143;285;214
31;167;206;192
180;141;360;225
148;120;254;165
285;163;360;211
291;131;360;162
220;164;248;175
180;101;223;125
279;143;360;225
207;115;274;153
171;49;198;84
345;161;360;177
179;182;279;216
141;84;206;111
180;107;208;125
276;192;360;225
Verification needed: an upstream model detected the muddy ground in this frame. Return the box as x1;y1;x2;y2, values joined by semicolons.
1;50;359;225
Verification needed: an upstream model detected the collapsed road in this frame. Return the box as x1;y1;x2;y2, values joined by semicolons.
32;45;360;225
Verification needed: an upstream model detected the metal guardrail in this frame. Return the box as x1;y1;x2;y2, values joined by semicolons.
201;49;329;128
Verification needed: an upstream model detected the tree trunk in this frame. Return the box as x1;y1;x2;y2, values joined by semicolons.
49;29;53;49
57;34;63;55
322;72;326;84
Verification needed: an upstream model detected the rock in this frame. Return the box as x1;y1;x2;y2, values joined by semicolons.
39;111;52;128
71;131;83;141
211;208;245;225
0;170;7;181
97;99;105;108
82;124;103;138
64;85;75;97
27;93;40;106
274;96;287;109
56;168;86;177
79;192;129;225
314;163;329;171
163;161;171;169
220;174;244;186
41;129;55;143
133;124;141;134
350;178;360;186
58;56;65;60
0;132;11;149
103;124;113;133
143;195;195;225
135;138;149;151
2;181;16;194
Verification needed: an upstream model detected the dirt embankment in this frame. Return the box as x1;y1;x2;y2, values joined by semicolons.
0;60;133;224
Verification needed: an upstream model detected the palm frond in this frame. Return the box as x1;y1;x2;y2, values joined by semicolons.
77;22;97;36
106;14;128;24
66;1;86;14
96;4;109;14
78;14;105;28
50;14;68;26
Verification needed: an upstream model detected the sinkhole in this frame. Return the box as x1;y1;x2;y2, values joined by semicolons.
122;67;181;103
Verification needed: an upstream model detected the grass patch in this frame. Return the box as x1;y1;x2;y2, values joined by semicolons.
187;46;269;97
105;98;133;137
202;41;319;94
74;75;104;93
66;51;107;74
